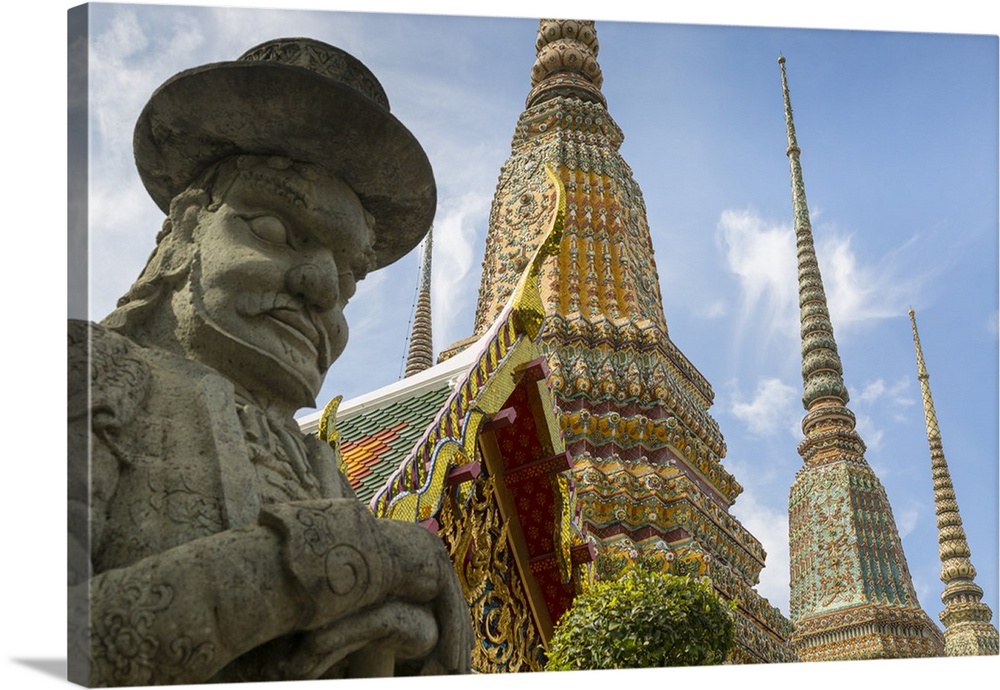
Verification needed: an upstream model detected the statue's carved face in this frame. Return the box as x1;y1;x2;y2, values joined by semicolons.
177;160;373;411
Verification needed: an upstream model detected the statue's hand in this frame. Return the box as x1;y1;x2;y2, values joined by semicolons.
281;600;438;679
380;519;473;675
259;500;472;675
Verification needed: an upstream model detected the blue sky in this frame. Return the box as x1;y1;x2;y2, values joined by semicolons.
3;1;997;687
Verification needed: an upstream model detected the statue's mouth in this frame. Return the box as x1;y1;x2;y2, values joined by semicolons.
268;307;321;354
236;292;330;365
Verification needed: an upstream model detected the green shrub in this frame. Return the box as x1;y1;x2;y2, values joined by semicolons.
545;568;736;670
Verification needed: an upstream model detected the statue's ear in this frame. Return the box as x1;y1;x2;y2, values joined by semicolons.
143;188;210;282
167;188;211;243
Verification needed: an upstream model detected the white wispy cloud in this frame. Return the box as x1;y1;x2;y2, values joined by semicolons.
869;377;916;422
88;8;178;318
717;208;924;347
90;8;209;162
852;377;914;414
895;503;919;540
697;300;728;319
888;378;915;407
432;192;491;349
911;575;934;614
857;378;887;404
854;413;885;454
729;489;790;615
989;310;999;336
717;209;798;339
821;232;915;329
730;377;799;438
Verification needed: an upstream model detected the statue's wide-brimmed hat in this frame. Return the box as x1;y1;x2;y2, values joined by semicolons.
133;37;434;270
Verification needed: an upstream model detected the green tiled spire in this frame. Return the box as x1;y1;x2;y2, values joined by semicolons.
336;384;452;503
909;310;999;656
781;57;943;661
779;57;850;414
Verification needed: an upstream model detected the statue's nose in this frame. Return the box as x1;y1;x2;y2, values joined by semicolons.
285;263;337;310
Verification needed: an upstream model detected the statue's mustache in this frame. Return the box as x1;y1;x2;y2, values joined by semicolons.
235;292;306;317
234;292;330;364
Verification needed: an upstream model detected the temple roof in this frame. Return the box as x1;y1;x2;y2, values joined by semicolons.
299;327;478;503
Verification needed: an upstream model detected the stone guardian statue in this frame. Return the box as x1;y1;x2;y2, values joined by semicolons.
67;37;472;686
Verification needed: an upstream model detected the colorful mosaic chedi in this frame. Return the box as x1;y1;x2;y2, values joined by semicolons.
779;57;944;660
442;19;795;664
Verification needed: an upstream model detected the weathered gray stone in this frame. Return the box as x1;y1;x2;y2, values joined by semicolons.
68;38;471;687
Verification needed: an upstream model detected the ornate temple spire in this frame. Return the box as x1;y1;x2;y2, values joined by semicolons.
404;228;434;377
908;309;998;655
442;20;800;664
781;57;943;660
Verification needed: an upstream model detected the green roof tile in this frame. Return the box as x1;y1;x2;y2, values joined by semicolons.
337;383;453;504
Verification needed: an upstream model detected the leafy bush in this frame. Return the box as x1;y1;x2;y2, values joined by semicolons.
545;568;736;670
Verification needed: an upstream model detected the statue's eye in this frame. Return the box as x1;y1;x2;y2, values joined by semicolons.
246;215;288;245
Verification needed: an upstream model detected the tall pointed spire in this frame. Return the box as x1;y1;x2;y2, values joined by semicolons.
779;56;850;416
909;309;998;656
781;56;943;661
404;228;434;377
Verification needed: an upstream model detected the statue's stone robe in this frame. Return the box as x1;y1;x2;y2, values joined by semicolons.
68;319;358;685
